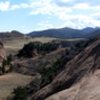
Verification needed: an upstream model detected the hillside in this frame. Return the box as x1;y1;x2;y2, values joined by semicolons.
12;48;67;75
30;38;100;100
4;37;58;56
28;27;100;39
0;30;24;40
0;27;100;40
0;32;100;100
0;73;33;100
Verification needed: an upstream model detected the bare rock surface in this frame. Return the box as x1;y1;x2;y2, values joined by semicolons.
46;69;100;100
30;39;100;100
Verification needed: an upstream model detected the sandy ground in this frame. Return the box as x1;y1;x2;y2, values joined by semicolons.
0;72;33;100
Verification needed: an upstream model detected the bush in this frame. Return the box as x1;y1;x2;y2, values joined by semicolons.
6;54;12;65
12;86;27;100
1;55;12;74
39;55;67;87
17;42;59;58
2;59;6;73
17;42;35;58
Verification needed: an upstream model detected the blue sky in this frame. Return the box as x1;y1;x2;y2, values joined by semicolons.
0;0;100;33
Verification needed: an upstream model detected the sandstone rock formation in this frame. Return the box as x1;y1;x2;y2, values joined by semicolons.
0;41;6;74
46;69;100;100
30;38;100;100
0;41;6;63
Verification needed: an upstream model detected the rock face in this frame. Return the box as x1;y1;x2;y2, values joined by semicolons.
30;38;100;100
0;41;6;63
0;41;6;74
46;69;100;100
12;48;67;75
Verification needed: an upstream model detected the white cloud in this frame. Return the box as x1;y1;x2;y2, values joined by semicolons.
93;12;100;17
10;5;20;10
29;0;54;15
30;0;72;16
0;0;100;29
60;0;72;2
10;3;29;10
28;0;100;28
73;3;90;9
55;12;100;29
0;1;30;11
20;3;29;8
36;21;54;30
0;1;10;11
56;0;75;3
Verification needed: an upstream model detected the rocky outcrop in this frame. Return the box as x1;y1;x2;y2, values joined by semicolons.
12;48;67;75
46;69;100;100
30;39;100;100
0;41;6;62
0;41;6;74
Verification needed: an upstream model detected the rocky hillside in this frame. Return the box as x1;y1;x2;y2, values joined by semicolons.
30;38;100;100
46;69;100;100
0;41;6;62
12;48;67;75
12;39;88;75
0;30;24;40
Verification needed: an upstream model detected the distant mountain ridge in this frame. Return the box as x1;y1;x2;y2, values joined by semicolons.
0;27;100;39
28;27;100;39
0;30;24;39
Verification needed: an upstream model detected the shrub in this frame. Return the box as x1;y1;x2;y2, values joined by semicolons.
1;54;12;74
12;86;27;100
17;42;59;58
2;59;6;73
39;55;67;87
6;54;12;65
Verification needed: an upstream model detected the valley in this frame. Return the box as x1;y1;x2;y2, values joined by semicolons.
0;27;99;100
0;0;100;99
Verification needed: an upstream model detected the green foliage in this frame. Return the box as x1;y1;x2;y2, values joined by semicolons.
12;86;27;100
40;55;67;87
2;59;6;73
6;54;12;65
1;54;12;74
17;42;59;58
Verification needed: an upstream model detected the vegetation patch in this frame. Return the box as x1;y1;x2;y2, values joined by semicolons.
17;42;59;58
11;86;27;100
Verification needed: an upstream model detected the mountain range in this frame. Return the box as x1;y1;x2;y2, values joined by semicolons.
0;26;100;100
0;30;24;39
28;27;100;39
0;27;100;39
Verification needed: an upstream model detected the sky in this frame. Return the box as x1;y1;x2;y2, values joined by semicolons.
0;0;100;33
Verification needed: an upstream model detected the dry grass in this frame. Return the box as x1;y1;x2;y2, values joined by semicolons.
0;72;33;100
3;37;57;55
4;37;86;55
4;37;57;48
